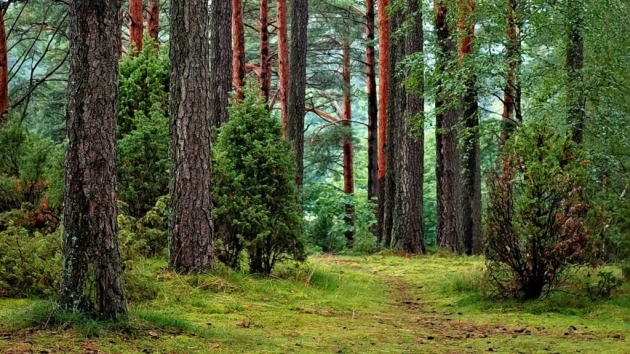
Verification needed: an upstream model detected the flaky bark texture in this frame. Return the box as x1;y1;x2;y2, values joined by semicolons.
382;5;404;249
169;0;213;273
232;0;245;101
376;0;390;244
0;10;8;121
500;0;521;147
147;1;160;41
259;0;271;102
366;0;378;201
566;0;585;145
287;0;308;189
434;1;461;253
457;0;482;255
58;0;127;320
342;41;355;247
277;0;289;138
129;0;143;53
398;0;426;254
210;0;232;128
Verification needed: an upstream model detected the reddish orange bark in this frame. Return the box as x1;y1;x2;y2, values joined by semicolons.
342;41;355;246
277;0;289;138
147;1;160;41
0;10;7;121
129;0;143;54
259;0;271;102
377;0;389;181
232;0;245;100
457;0;475;60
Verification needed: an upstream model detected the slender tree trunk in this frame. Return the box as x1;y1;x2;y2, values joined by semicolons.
500;0;521;146
58;0;126;320
210;0;232;128
434;1;461;253
259;0;271;103
169;0;213;273
376;0;390;245
366;0;378;201
129;0;143;54
147;1;160;41
287;0;308;189
399;0;426;254
278;0;290;138
383;4;405;249
567;0;585;145
232;0;245;101
457;0;482;255
0;10;8;122
342;41;355;247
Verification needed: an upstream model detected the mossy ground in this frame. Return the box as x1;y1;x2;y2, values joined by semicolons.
1;253;629;353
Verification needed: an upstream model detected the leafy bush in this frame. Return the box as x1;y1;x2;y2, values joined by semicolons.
584;271;623;300
213;86;306;275
117;39;170;217
485;122;593;300
118;196;170;259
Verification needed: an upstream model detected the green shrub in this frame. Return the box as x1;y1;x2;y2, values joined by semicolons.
485;122;594;300
213;84;305;275
584;270;623;300
118;196;170;259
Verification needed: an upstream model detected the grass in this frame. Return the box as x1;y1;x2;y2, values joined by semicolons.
1;253;630;353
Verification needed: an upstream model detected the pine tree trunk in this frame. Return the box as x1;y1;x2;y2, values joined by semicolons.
366;0;378;202
382;5;405;249
129;0;143;53
259;0;271;103
169;0;213;273
435;1;462;253
399;0;426;254
376;0;390;245
210;0;232;128
277;0;289;138
500;0;521;146
232;0;245;101
58;0;126;320
147;1;160;41
0;10;8;122
287;0;308;189
342;41;355;247
457;0;482;255
567;0;585;145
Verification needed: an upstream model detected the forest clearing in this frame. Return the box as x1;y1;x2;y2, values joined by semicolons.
1;253;629;353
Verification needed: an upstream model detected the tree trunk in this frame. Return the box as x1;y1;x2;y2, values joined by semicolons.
58;0;126;320
399;0;426;254
376;0;390;245
435;1;461;253
342;41;355;248
277;0;289;138
566;0;585;145
129;0;143;54
366;0;378;201
500;0;521;147
147;1;160;41
210;0;232;129
232;0;245;101
259;0;271;103
457;0;482;255
382;4;405;249
169;0;213;273
287;0;308;189
0;10;8;122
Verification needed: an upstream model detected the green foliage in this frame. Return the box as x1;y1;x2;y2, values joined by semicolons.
117;39;170;217
303;183;377;254
0;114;63;231
213;85;305;275
118;196;170;259
0;224;62;298
584;271;624;301
485;122;594;300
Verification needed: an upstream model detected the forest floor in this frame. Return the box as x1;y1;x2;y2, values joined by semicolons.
1;252;629;353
